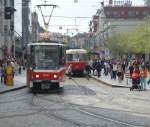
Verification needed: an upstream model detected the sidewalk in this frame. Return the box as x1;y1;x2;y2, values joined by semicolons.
91;71;132;88
0;70;27;94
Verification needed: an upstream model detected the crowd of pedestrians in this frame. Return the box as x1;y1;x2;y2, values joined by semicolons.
0;57;24;85
86;58;150;91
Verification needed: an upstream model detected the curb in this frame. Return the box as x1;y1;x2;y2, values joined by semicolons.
91;76;130;88
0;85;27;94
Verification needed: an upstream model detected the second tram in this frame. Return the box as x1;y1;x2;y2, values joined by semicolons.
27;41;66;92
66;49;88;75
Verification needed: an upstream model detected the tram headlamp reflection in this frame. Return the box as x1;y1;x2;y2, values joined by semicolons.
53;74;58;79
35;74;40;78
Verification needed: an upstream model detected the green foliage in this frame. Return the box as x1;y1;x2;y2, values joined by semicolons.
107;16;150;56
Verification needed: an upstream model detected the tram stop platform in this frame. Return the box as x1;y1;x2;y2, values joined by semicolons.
90;72;132;88
0;70;26;94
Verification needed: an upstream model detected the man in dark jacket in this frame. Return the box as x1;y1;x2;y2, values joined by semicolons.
95;60;102;78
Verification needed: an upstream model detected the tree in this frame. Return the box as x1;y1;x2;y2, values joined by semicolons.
107;33;127;57
107;16;150;57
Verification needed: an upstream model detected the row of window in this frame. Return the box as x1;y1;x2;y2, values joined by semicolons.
105;11;150;18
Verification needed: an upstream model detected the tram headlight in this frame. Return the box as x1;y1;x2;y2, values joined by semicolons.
35;74;40;78
53;74;58;79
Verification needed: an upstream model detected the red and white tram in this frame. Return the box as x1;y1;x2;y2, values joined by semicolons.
27;41;66;92
66;49;88;75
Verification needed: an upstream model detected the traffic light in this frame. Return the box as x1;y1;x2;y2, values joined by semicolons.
4;7;16;19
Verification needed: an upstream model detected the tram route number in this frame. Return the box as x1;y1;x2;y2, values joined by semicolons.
41;83;51;89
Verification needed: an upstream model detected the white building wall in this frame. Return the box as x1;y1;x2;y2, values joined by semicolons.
108;19;145;37
14;0;22;35
95;8;147;59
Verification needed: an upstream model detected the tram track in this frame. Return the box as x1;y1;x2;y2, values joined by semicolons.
71;77;150;115
30;78;144;127
0;79;147;127
70;77;114;104
31;94;143;127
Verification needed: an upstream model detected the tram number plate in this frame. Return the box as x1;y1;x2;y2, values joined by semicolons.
41;83;50;89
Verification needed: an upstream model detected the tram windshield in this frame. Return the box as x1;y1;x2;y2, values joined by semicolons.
67;53;87;61
32;45;59;70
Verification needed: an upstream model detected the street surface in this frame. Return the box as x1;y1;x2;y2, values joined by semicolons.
0;77;150;127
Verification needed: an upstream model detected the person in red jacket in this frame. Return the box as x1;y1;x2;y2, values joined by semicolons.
130;66;141;91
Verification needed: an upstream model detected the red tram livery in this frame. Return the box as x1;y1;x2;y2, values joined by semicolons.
27;41;66;92
66;49;88;75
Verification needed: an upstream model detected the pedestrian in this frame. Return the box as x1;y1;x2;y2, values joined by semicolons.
85;63;91;80
146;62;150;85
131;65;141;90
112;62;117;80
129;62;134;78
140;66;148;90
0;64;6;84
117;62;123;83
95;60;102;78
67;64;72;79
0;65;4;83
18;64;21;74
92;60;97;76
6;62;14;86
109;62;113;79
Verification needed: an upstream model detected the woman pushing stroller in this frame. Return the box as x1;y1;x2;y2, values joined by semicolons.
130;65;148;91
130;65;141;91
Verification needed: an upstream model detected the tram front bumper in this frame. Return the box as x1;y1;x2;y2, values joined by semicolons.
30;80;59;90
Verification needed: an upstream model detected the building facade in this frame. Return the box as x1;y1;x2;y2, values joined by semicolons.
22;0;31;48
32;12;39;42
0;0;16;61
89;4;150;59
14;0;22;57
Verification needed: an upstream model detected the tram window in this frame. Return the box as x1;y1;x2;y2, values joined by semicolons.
79;54;87;61
59;46;65;65
67;54;73;61
34;46;59;70
73;54;79;61
30;46;36;68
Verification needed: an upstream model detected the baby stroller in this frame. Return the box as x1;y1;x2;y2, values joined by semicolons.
130;78;141;91
130;69;141;91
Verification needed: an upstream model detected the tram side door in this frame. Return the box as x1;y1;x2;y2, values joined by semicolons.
26;45;35;86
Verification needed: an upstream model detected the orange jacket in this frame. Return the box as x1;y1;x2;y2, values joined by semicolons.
140;68;148;78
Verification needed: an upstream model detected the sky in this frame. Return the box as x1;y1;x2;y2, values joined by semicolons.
31;0;144;35
14;0;22;36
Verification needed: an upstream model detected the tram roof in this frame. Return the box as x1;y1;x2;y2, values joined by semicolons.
66;49;87;54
